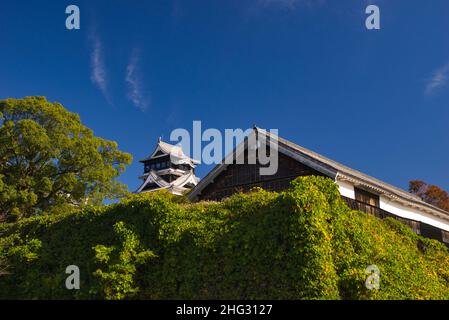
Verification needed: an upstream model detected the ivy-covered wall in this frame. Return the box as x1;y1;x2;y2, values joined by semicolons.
1;176;449;299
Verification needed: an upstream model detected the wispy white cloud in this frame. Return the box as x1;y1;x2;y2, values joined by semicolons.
425;61;449;95
126;48;150;112
89;33;113;105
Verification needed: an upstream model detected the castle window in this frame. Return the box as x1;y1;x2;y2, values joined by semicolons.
355;187;379;207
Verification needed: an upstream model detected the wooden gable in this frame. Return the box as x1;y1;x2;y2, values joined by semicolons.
197;151;326;201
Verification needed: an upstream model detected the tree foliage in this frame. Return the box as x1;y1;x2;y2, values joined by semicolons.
0;96;132;221
409;180;449;212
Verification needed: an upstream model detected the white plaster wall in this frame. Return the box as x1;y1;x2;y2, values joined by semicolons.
335;179;449;232
379;196;449;232
336;180;355;199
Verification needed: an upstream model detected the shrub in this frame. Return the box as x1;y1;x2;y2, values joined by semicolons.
0;176;448;299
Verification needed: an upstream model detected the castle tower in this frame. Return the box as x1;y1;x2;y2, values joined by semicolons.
136;138;200;195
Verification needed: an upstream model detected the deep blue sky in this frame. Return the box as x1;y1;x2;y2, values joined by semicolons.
1;0;448;192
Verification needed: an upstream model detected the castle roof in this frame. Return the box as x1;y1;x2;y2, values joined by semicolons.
140;140;200;167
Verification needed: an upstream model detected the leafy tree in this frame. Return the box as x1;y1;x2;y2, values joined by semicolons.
409;180;449;212
0;96;132;222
